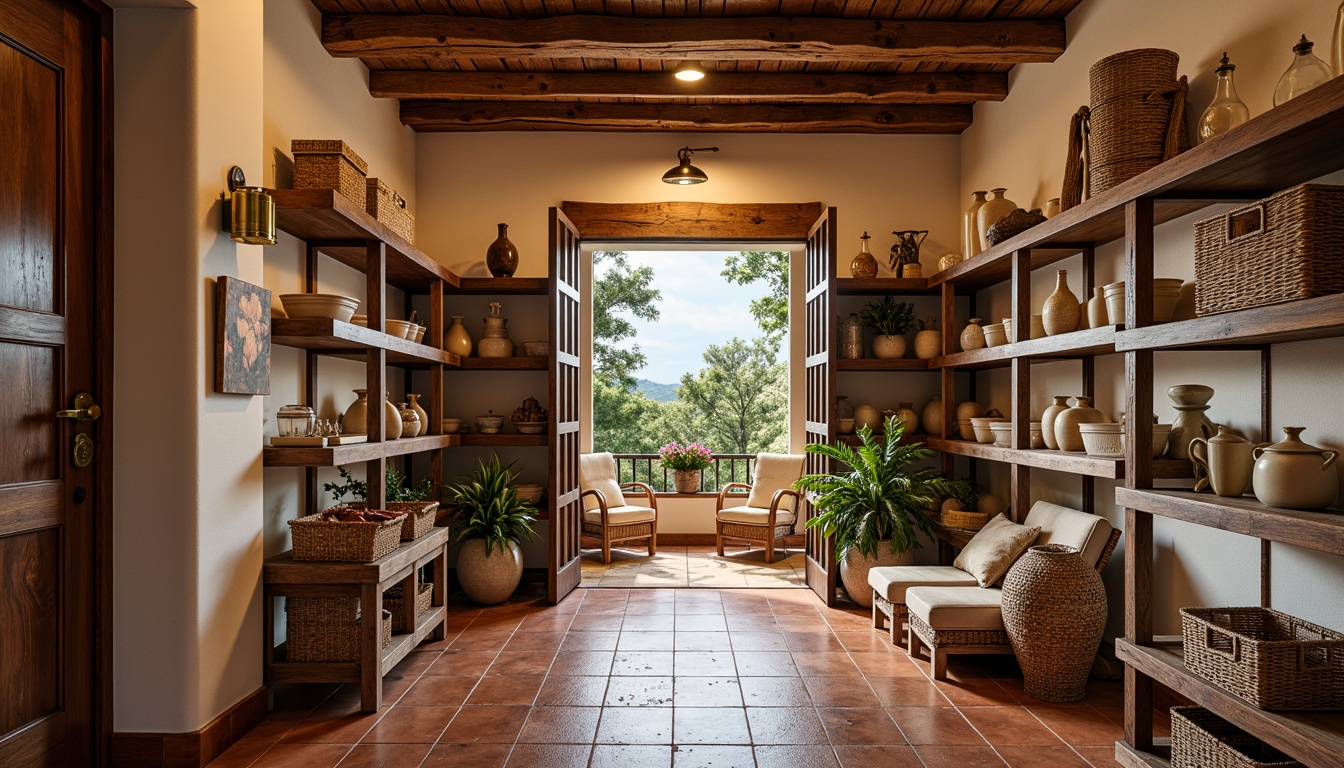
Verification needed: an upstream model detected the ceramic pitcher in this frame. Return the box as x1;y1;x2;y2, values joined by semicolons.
1189;426;1255;497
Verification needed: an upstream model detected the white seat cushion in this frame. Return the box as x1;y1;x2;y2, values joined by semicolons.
716;505;796;527
868;565;979;603
1023;501;1114;568
906;586;1005;631
746;453;806;510
583;505;656;526
580;452;626;512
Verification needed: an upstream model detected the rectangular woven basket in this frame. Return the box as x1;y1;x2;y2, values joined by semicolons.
288;513;404;562
286;598;392;663
384;582;433;633
1170;707;1302;768
366;178;415;245
348;501;438;541
1180;606;1344;709
941;509;991;531
292;139;369;209
1194;184;1344;316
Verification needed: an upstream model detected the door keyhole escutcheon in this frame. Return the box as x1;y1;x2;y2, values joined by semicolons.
73;434;93;469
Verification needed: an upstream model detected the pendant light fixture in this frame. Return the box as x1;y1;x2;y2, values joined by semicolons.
661;146;719;185
674;62;706;82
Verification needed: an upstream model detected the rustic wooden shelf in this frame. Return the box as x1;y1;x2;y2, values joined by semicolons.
453;277;548;295
836;358;932;371
1114;740;1171;768
928;520;975;549
1114;293;1344;352
262;434;460;467
836;277;934;295
933;325;1121;370
460;433;547;447
455;357;548;370
837;432;934;446
268;189;456;290
934;77;1344;290
271;318;455;367
1117;639;1344;768
928;439;1193;480
1115;488;1344;556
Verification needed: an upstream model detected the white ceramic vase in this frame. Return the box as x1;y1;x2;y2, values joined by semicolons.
976;188;1018;252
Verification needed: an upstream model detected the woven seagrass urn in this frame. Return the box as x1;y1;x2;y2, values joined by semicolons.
1002;544;1107;702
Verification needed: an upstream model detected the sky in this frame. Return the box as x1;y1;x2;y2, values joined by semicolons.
599;250;785;386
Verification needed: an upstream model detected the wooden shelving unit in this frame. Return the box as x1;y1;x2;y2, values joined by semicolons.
457;356;548;370
932;324;1121;370
461;433;547;447
836;277;936;295
838;432;934;447
271;318;456;367
929;439;1192;481
836;358;932;371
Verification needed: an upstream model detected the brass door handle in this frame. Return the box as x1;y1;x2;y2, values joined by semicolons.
56;392;101;422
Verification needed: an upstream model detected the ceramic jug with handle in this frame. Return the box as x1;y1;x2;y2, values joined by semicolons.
1189;426;1255;497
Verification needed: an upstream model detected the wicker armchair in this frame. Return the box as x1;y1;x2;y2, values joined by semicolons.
579;452;658;565
714;453;806;564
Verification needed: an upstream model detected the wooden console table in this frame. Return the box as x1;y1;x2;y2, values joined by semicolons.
262;525;451;712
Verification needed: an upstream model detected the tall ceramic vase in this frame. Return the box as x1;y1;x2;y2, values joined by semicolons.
963;191;987;261
1042;270;1080;336
407;393;429;434
1087;287;1108;329
1054;396;1104;452
1040;396;1071;451
340;389;403;440
1002;545;1107;702
922;397;944;437
445;315;473;357
1167;385;1216;460
486;223;519;278
976;188;1017;252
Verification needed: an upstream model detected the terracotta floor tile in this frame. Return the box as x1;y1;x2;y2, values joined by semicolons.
673;707;751;744
561;631;620;651
237;716;299;744
619;632;676;651
886;707;986;746
673;745;756;768
425;650;498;677
675;632;733;651
465;674;545;706
596;707;674;744
413;634;460;653
623;615;677;632
868;677;951;708
728;632;789;652
791;653;861;677
518;614;576;632
438;705;530;744
783;632;845;653
387;651;438;678
449;631;515;652
504;631;567;653
833;631;899;654
399;675;479;707
816;707;905;745
995;745;1093;767
612;651;675;676
673;677;743;707
569;614;626;632
536;676;610;707
335;743;431;767
281;712;382;744
674;651;738;677
205;742;271;768
677;615;730;631
803;677;882;708
1026;705;1125;747
752;745;839;768
360;706;456;744
1071;746;1121;767
936;677;1025;707
488;652;558;676
913;745;1008;767
960;706;1067;747
589;745;673;768
421;742;511;768
849;653;925;678
605;676;674;707
503;744;592;768
744;707;828;744
377;676;416;706
246;743;353;767
552;650;616;676
732;652;797;677
832;745;923;768
738;677;812;707
517;706;602;743
673;604;725;617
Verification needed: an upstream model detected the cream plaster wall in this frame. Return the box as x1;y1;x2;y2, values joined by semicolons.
958;0;1344;639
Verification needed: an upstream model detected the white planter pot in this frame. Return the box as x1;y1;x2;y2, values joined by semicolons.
456;538;523;605
839;543;914;607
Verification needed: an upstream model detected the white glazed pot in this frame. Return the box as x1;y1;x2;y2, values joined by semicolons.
840;544;913;607
456;538;524;604
1252;427;1339;510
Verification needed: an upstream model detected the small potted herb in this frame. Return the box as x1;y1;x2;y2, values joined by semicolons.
658;441;714;493
860;296;918;359
445;453;538;604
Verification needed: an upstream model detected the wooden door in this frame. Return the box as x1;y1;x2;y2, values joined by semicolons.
0;0;109;765
803;208;838;606
548;208;583;604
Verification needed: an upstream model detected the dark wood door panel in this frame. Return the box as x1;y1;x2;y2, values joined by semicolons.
0;343;59;486
0;38;59;315
804;207;837;606
548;207;582;604
0;528;61;735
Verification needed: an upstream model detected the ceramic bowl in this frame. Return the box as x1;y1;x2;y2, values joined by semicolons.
1103;281;1126;326
989;421;1014;447
1079;422;1124;457
1002;318;1013;341
970;416;1008;444
351;314;368;327
413;324;427;343
442;419;463;434
514;484;544;504
1029;314;1046;340
956;419;977;440
279;293;360;322
523;340;549;357
983;323;1008;347
837;418;856;434
1119;424;1174;458
382;319;412;339
1153;278;1184;323
513;421;546;435
476;415;504;434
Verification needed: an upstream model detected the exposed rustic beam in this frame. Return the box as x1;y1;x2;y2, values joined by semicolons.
324;14;1066;64
400;101;973;133
370;70;1008;104
562;202;825;242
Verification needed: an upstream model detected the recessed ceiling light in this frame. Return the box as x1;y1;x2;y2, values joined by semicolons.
674;62;705;82
661;146;719;185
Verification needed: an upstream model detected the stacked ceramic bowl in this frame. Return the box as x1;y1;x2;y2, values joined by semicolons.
989;422;1013;447
1078;423;1124;457
970;416;1008;443
956;419;977;440
279;293;359;322
1028;422;1046;449
1120;423;1174;458
983;323;1008;347
1153;279;1184;322
1103;282;1126;326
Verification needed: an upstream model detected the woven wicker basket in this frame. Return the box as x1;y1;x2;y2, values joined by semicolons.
941;509;991;531
1180;606;1344;709
292;139;368;209
288;513;403;563
286;598;392;663
1087;49;1189;196
384;582;433;633
365;178;415;245
1194;184;1344;316
1170;707;1303;768
350;501;438;541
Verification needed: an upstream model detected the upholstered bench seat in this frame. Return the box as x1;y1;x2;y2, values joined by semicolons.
716;506;797;527
905;586;1006;631
868;566;979;645
581;505;656;526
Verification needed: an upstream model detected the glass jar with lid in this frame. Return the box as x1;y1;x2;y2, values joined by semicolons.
277;405;316;437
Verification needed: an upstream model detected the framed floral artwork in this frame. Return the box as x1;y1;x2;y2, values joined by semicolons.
215;276;271;395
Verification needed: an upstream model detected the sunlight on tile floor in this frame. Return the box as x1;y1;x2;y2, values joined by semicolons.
580;545;806;588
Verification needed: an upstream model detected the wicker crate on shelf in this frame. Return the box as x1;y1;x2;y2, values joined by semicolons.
1194;184;1344;316
1180;606;1344;710
1170;707;1303;768
292;139;369;209
348;501;438;541
288;513;403;563
384;582;433;633
941;508;991;531
286;597;392;663
365;178;415;244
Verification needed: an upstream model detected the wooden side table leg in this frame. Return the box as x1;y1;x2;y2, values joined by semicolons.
263;586;275;682
360;582;383;713
431;542;448;641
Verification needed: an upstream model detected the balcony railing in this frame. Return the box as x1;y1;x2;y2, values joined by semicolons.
612;453;757;494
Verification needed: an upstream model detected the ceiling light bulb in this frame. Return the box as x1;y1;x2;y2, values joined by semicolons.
674;63;705;82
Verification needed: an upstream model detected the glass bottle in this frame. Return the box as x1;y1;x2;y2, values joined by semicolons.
1274;35;1333;106
1198;54;1251;144
850;231;878;279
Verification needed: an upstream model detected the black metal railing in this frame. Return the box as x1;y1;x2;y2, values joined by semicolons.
611;453;757;494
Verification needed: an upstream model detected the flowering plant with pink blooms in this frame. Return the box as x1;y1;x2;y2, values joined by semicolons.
658;441;714;472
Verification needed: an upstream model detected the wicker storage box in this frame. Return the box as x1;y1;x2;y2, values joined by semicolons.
288;513;403;563
286;597;392;663
292;139;369;209
1180;607;1344;709
349;501;439;541
1194;184;1344;316
366;178;415;244
942;508;991;531
1170;707;1303;768
384;582;433;633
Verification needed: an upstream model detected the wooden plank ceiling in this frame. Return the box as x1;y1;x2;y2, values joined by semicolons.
310;0;1081;133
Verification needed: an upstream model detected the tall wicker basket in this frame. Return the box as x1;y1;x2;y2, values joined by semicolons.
1086;49;1189;196
286;597;392;663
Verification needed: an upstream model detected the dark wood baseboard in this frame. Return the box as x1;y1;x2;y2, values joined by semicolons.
110;686;268;768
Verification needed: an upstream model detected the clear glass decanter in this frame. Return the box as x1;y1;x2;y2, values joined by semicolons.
1274;35;1333;106
1198;54;1250;143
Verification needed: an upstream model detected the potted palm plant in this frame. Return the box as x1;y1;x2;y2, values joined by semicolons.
860;296;918;359
445;453;537;604
795;416;950;607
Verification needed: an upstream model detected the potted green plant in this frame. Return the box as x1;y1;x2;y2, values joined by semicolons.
794;416;951;607
659;440;713;493
860;296;918;359
445;453;538;604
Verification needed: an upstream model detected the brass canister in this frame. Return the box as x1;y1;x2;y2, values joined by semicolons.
231;186;276;245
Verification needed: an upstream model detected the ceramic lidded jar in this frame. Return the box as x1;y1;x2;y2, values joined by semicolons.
840;313;865;359
922;396;944;437
399;402;421;438
486;223;519;277
477;301;515;358
1042;269;1080;336
960;318;986;351
1054;396;1104;452
445;315;473;357
1040;395;1071;451
1252;427;1339;510
1190;425;1255;497
895;403;919;435
914;316;942;360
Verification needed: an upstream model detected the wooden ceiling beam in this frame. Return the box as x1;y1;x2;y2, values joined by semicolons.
399;100;973;133
323;14;1066;64
370;70;1008;103
562;201;826;242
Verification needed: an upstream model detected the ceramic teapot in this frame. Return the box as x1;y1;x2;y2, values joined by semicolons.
1251;427;1339;510
1189;426;1256;497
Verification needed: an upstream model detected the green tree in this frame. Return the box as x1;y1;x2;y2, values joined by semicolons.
678;337;788;454
593;251;661;389
721;250;789;342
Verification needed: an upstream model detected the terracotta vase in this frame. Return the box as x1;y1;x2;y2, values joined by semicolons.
914;317;942;359
1054;396;1104;452
872;334;906;359
1042;270;1081;336
895;403;919;435
963;191;987;260
407;393;429;433
445;315;473;357
976;188;1018;252
922;397;944;437
1002;545;1107;702
851;232;878;279
486;223;519;278
1040;396;1071;451
1087;287;1108;329
960;319;986;351
1167;385;1216;460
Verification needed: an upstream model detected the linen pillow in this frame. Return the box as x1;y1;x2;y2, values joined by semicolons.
579;452;626;512
746;453;806;509
953;513;1041;587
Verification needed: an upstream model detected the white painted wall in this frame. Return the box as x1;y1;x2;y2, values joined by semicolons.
958;0;1344;639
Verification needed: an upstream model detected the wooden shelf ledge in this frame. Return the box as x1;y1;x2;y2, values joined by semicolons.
1114;293;1344;352
836;358;932;371
929;439;1192;480
455;357;548;370
837;433;934;447
263;434;460;467
836;277;935;295
451;277;548;295
1116;488;1344;556
272;318;456;367
264;525;452;585
460;433;547;447
934;325;1120;370
1114;739;1171;768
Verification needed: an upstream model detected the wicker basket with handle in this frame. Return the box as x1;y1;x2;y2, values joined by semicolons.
1086;48;1189;196
286;598;392;663
1180;606;1344;709
1194;184;1344;316
348;501;438;541
365;178;415;245
288;513;404;562
941;508;990;531
1170;707;1303;768
292;139;369;209
384;582;433;633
